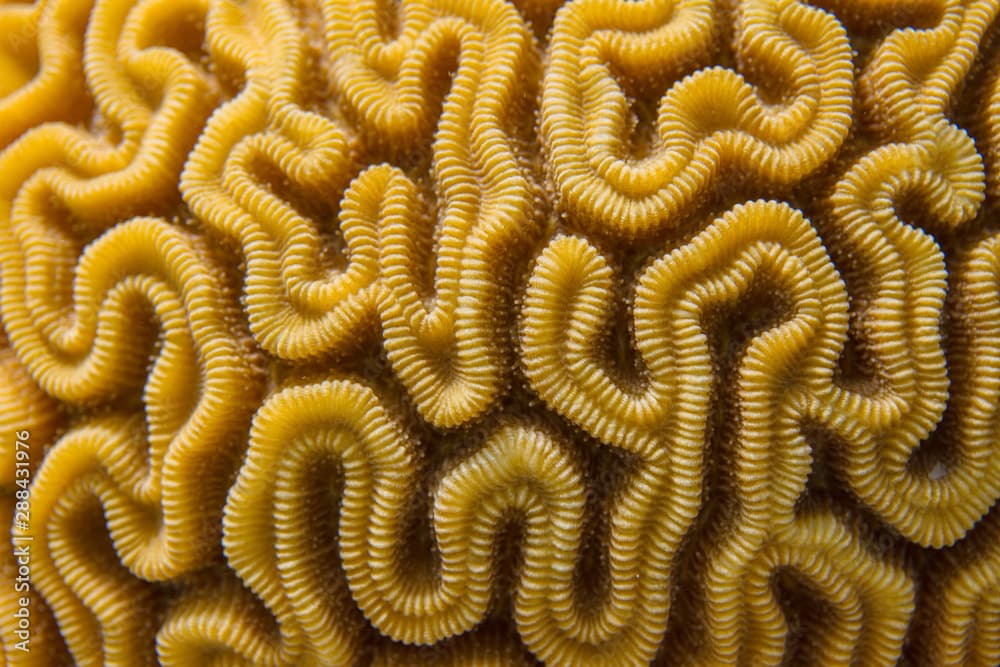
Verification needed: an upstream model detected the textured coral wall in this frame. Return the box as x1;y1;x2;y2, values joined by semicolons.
1;0;1000;664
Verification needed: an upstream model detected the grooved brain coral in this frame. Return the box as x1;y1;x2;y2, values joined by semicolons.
1;0;1000;663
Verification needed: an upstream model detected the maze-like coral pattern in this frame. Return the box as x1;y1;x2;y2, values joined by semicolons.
1;0;999;664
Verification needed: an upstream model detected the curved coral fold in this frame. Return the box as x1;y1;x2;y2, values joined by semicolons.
540;0;854;238
915;508;1000;666
1;0;999;664
0;330;69;666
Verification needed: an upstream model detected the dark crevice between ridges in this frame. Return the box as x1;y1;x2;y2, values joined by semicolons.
797;422;924;573
58;492;171;664
808;206;888;398
297;454;377;649
245;148;354;275
902;497;1000;667
367;615;542;666
905;221;977;478
950;11;1000;162
656;274;793;666
769;566;839;667
790;425;923;664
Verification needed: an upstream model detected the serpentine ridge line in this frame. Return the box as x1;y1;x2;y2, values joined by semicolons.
0;0;998;664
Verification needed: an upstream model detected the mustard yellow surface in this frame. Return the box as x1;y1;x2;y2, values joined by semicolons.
0;0;999;664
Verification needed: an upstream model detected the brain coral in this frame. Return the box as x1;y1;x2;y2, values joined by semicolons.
1;0;999;664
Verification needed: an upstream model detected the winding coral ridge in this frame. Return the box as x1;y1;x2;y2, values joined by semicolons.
182;0;543;427
0;330;69;666
1;0;999;664
540;0;854;238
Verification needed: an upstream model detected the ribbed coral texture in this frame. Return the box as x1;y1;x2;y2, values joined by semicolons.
1;0;999;664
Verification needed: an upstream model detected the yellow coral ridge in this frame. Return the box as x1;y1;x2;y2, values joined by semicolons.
181;0;367;360
986;56;1000;196
16;219;261;666
522;201;865;664
541;0;854;237
1;0;1000;664
0;333;68;667
224;381;590;664
808;151;1000;546
805;0;999;547
0;0;90;149
917;509;1000;666
184;0;542;427
736;513;913;665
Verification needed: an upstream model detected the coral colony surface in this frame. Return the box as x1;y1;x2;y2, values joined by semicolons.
1;0;1000;664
